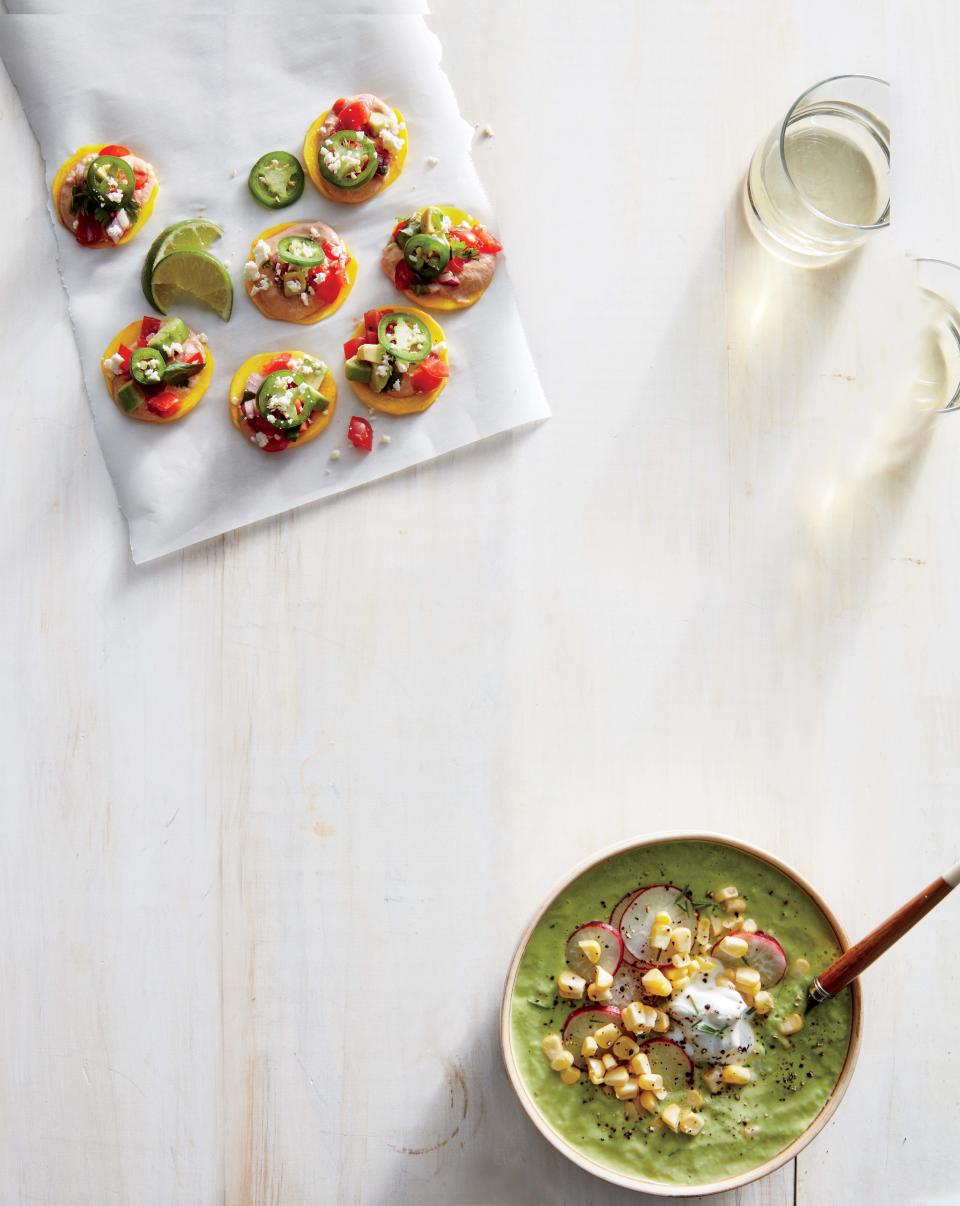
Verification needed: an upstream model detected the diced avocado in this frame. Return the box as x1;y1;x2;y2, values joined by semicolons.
298;383;322;411
148;316;190;350
116;379;145;414
356;342;385;364
370;362;391;394
344;355;372;383
419;205;445;234
367;111;392;135
163;360;203;386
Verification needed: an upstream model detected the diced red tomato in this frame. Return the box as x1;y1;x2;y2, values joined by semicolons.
347;416;373;451
391;218;409;241
363;308;385;343
262;354;292;373
337;100;370;131
134;169;149;191
411;355;449;394
343;336;365;360
139;316;162;339
313;266;344;305
472;225;502;254
184;352;205;365
99;144;130;157
75;213;104;246
448;256;465;275
331;97;347;115
117;344;134;371
448;226;478;251
247;412;290;452
146;391;182;418
394;260;417;291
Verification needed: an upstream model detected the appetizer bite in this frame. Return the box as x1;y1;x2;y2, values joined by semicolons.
229;351;335;453
509;838;857;1190
53;144;158;247
248;151;305;210
384;205;502;309
101;316;212;423
303;94;407;204
243;221;355;324
343;306;449;415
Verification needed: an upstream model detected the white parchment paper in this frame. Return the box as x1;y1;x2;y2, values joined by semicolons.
0;4;549;562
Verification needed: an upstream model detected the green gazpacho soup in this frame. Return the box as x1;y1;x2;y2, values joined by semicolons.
509;839;855;1188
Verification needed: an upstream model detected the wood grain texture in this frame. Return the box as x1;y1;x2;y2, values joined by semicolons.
2;2;958;1205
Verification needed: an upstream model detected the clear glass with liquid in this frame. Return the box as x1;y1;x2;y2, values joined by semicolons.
913;259;960;413
745;75;890;267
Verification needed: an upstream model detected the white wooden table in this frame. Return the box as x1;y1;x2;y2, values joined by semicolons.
2;3;957;1203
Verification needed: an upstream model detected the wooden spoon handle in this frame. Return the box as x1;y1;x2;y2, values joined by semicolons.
819;864;958;998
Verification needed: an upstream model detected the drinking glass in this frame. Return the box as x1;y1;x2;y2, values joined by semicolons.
744;75;890;267
913;259;960;412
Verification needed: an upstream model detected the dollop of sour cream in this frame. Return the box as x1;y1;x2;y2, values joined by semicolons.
667;971;756;1065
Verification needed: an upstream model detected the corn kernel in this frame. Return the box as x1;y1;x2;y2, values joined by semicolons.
629;1052;652;1077
557;970;587;999
670;953;691;969
735;967;761;992
559;1066;581;1085
715;974;733;989
587;1057;605;1084
601;1052;617;1071
670;925;692;954
612;1036;639;1061
780;1012;804;1036
710;915;723;937
650;926;671;952
703;1067;723;1094
724;896;748;915
637;1072;664;1092
752;990;774;1015
695;916;712;949
792;957;811;977
713;885;739;902
594;1023;620;1049
550;1050;574;1072
717;935;749;960
661;1102;682;1132
581;1035;598;1058
587;982;613;1003
666;964;688;981
654;911;672;927
721;1064;752;1086
697;955;717;973
604;1066;629;1088
671;976;691;993
686;1089;705;1108
577;938;602;965
615;1078;639;1101
638;1089;659;1114
741;918;758;934
594;965;613;991
641;968;672;997
541;1033;564;1060
679;1109;704;1136
621;1002;649;1033
653;1010;671;1033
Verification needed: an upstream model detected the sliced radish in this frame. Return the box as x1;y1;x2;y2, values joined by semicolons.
564;921;623;981
608;963;649;1009
609;891;634;931
619;883;696;965
639;1037;694;1092
561;1006;622;1068
711;930;787;986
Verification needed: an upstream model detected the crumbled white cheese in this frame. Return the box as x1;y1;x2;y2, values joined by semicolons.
309;226;321;238
253;239;272;267
106;188;123;205
330;449;341;461
283;277;304;297
161;342;183;358
380;128;404;154
105;219;124;243
253;432;269;447
230;168;238;178
425;156;439;168
198;333;208;344
379;433;392;445
481;123;495;137
300;293;310;305
432;341;447;353
243;260;261;282
103;352;126;376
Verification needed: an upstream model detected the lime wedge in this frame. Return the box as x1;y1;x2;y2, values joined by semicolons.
141;219;224;308
150;250;234;321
